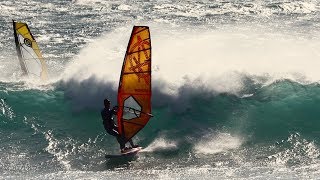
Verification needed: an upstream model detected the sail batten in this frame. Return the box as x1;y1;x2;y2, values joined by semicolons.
127;48;151;55
132;27;150;35
123;71;151;75
117;26;152;142
13;20;48;81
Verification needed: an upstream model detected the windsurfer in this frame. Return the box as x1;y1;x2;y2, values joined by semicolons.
101;98;138;153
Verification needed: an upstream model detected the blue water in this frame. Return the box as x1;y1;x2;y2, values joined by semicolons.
1;0;320;179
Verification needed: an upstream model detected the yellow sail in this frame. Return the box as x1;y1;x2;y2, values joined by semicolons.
13;20;48;81
117;26;152;142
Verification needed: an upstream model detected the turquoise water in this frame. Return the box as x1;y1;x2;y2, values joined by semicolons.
1;80;320;178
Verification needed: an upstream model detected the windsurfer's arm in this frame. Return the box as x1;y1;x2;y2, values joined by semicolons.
112;106;118;114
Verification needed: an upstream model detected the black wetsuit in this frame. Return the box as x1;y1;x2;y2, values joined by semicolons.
101;107;125;149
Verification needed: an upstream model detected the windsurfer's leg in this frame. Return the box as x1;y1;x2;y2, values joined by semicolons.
128;139;134;146
106;128;119;137
111;129;126;150
106;129;125;150
128;139;138;148
116;136;125;149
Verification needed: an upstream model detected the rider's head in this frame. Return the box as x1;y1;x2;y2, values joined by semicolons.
104;98;111;108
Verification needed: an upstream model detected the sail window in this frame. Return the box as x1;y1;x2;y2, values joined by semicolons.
123;96;141;120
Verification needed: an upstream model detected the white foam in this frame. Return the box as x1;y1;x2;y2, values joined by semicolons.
194;132;243;155
61;24;320;96
143;137;178;152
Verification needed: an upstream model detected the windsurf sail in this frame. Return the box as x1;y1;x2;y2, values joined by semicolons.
117;26;153;143
12;20;48;81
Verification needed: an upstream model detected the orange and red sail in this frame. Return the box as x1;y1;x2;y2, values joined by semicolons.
117;26;152;142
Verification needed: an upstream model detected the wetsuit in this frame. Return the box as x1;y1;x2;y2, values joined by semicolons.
101;107;125;149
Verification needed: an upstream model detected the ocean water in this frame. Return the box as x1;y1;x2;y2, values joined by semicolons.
1;0;320;179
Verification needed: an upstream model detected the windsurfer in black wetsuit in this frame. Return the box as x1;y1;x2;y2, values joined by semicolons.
101;98;138;153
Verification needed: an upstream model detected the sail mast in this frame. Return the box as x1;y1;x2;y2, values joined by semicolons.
12;20;28;75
